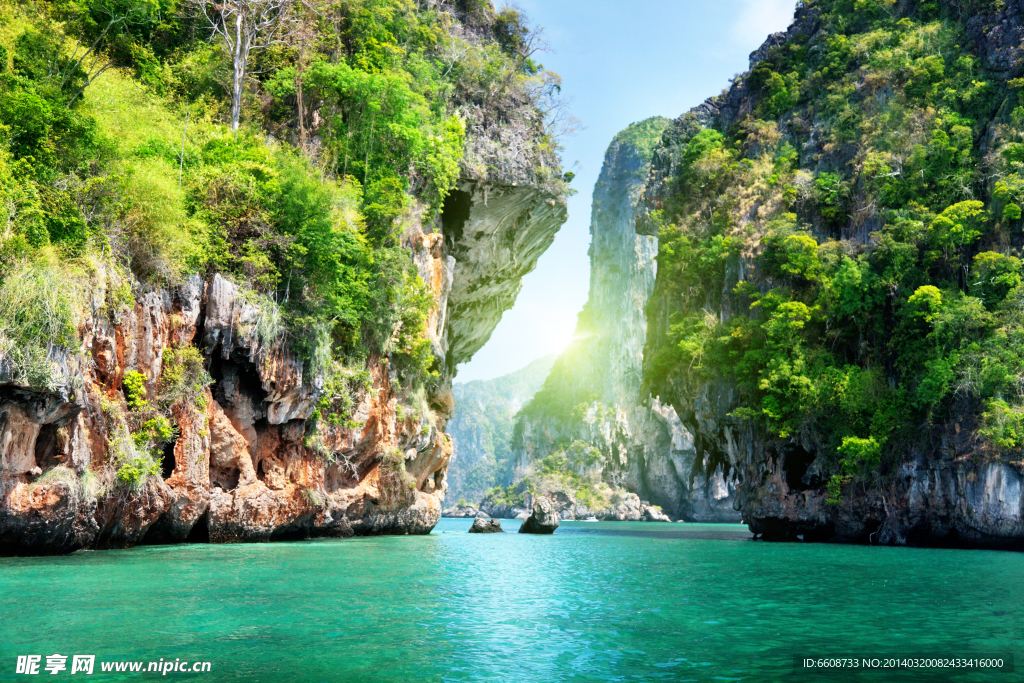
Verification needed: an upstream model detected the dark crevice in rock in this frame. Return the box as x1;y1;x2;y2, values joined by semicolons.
441;189;472;254
160;439;176;479
270;525;311;542
34;423;61;470
783;445;815;492
186;511;210;544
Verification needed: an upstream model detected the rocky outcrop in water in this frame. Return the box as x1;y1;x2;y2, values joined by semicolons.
479;482;670;522
0;183;565;557
468;517;503;533
637;0;1024;549
519;498;558;534
441;502;482;518
509;118;741;522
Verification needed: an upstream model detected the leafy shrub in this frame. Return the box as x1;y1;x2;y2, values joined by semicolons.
0;262;84;390
814;173;849;229
122;370;149;412
311;361;371;427
159;346;212;410
108;422;162;491
971;252;1022;308
838;436;882;475
980;400;1024;450
132;415;175;450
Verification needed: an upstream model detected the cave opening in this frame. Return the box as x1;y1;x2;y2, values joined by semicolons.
34;423;61;470
161;439;177;479
186;511;210;543
441;188;471;253
783;445;816;491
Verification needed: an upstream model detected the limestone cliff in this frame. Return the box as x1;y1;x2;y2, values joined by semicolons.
444;354;555;506
507;118;740;522
638;0;1024;548
0;119;566;556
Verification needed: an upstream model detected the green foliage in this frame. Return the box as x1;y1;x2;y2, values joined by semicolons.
159;346;212;410
927;200;987;265
482;483;526;509
612;117;672;169
814;173;848;229
0;262;84;390
311;361;371;427
971;252;1022;308
107;415;163;490
644;1;1024;493
122;370;149;411
133;415;174;449
0;0;557;404
764;230;821;281
115;454;161;488
907;285;943;322
980;400;1024;450
837;436;882;474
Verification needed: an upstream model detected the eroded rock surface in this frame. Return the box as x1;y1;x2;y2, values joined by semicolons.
468;517;503;533
0;181;565;554
510;120;740;522
519;498;559;534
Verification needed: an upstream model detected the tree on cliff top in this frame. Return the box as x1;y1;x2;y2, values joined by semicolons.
193;0;296;130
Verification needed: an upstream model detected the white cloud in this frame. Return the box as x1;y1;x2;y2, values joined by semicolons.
731;0;798;49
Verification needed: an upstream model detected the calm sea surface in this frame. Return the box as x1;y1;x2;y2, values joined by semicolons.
1;518;1022;682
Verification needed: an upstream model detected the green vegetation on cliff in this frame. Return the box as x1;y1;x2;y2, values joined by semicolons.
518;117;669;429
0;0;562;405
511;118;669;505
447;353;554;504
643;0;1024;499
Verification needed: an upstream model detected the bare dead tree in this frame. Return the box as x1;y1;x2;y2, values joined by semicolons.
289;0;325;151
527;71;583;141
193;0;296;130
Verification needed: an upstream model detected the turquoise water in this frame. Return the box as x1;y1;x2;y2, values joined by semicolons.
1;518;1022;682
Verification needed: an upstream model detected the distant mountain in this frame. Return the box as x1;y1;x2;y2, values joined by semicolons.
446;355;557;505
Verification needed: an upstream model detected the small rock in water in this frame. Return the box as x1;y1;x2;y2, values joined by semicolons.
641;505;672;523
468;518;503;533
519;498;559;534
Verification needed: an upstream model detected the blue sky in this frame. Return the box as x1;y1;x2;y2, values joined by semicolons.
457;0;799;382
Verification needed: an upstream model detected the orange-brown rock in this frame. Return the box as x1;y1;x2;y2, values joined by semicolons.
0;167;567;554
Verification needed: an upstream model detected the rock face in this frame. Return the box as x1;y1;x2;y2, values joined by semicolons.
481;482;669;522
441;503;481;518
0;191;565;556
468;517;503;533
637;2;1024;549
519;498;559;534
446;354;555;505
510;119;741;522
